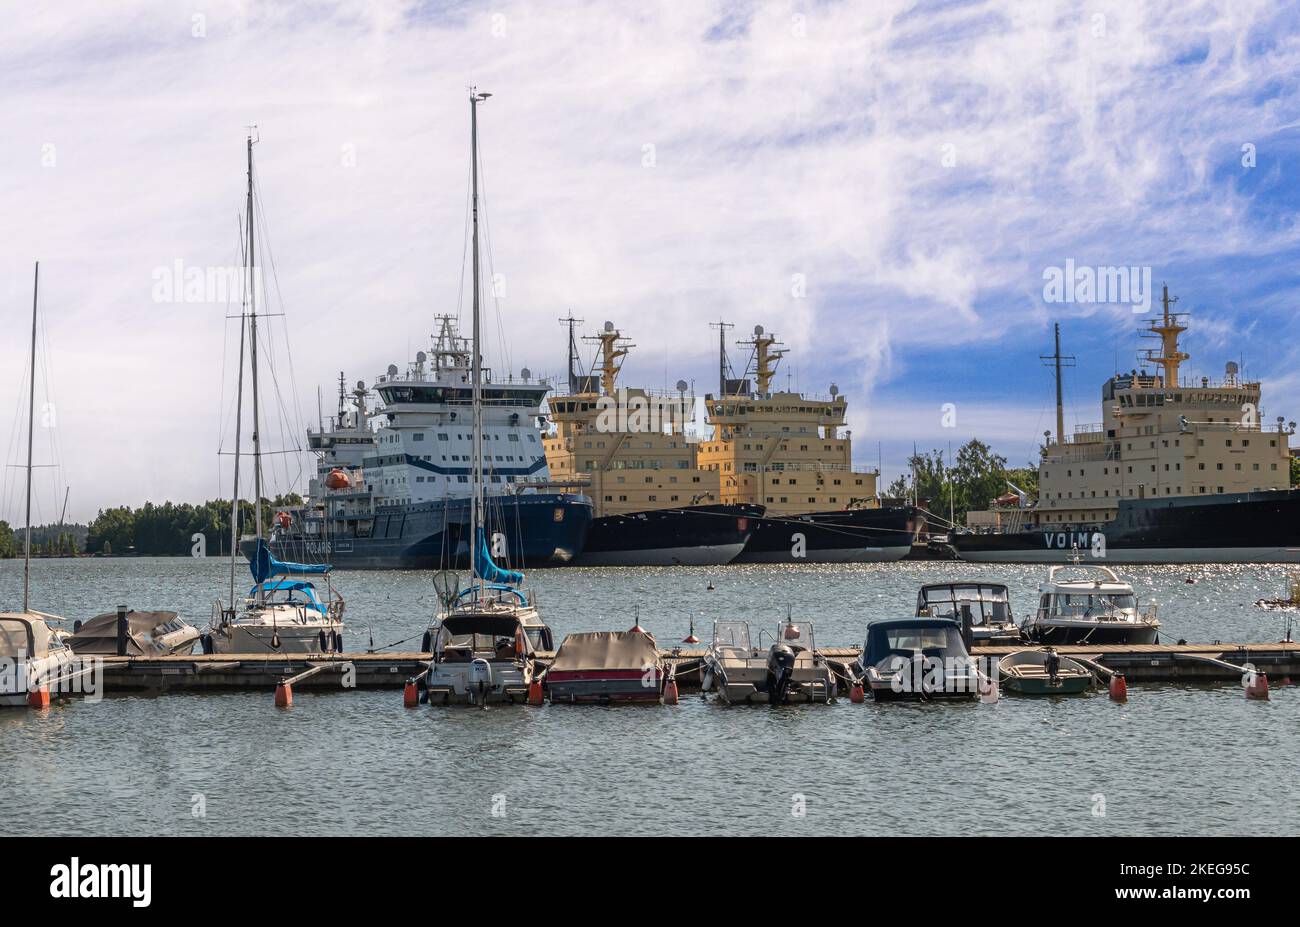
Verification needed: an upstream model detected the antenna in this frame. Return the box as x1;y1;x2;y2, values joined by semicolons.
709;320;735;395
558;314;585;393
1040;323;1075;446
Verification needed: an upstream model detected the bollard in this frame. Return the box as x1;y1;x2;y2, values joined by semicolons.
116;605;129;657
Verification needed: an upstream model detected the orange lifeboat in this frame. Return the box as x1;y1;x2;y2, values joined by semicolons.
324;468;350;490
275;511;292;530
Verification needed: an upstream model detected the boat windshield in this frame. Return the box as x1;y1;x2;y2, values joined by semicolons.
438;630;519;661
713;620;751;651
919;584;1011;626
1049;593;1136;617
778;621;814;651
878;625;965;659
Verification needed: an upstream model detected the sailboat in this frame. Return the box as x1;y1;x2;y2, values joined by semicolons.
1;263;83;707
206;134;345;656
418;89;553;705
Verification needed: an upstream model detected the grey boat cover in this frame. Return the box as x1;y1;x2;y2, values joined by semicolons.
549;630;660;672
68;610;189;656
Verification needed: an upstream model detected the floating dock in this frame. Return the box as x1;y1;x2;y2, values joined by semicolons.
89;642;1299;694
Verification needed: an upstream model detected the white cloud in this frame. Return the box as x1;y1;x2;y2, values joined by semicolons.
1;0;1296;520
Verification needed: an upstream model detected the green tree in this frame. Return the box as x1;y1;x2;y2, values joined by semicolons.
0;521;15;559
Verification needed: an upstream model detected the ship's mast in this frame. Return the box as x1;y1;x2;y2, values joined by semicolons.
711;320;734;396
228;218;248;606
584;323;631;396
1141;284;1189;388
740;325;786;397
23;262;38;612
1040;323;1075;446
470;88;490;595
245;131;266;603
559;314;585;394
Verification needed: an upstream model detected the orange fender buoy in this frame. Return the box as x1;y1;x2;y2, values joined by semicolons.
849;682;865;703
27;685;51;709
1246;672;1270;700
1109;675;1127;702
663;679;679;705
274;682;293;707
527;679;544;706
403;680;419;708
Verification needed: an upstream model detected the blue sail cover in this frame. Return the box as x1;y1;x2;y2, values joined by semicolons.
248;538;331;584
474;533;524;586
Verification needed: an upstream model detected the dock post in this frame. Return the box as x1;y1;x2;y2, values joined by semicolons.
116;605;129;657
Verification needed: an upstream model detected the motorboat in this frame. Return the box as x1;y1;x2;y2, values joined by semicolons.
0;612;83;708
855;617;981;701
545;629;668;703
915;582;1023;646
1024;563;1160;645
998;648;1094;695
701;618;834;704
421;581;551;706
69;610;200;657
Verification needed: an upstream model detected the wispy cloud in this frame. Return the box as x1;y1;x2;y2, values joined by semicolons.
2;0;1298;518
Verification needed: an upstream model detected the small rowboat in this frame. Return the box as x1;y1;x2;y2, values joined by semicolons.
998;648;1094;695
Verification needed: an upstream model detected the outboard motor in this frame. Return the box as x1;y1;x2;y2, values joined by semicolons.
469;658;493;708
766;643;797;706
1044;647;1061;685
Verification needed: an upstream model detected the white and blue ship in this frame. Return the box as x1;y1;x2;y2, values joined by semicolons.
255;316;592;570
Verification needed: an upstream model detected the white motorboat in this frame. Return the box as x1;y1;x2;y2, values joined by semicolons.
702;618;834;704
916;581;1023;645
1024;563;1160;645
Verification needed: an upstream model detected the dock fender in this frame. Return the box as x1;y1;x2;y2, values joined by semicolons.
201;634;215;655
421;630;432;653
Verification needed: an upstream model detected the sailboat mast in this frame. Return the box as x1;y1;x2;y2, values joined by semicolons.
229;212;249;606
23;262;38;613
246;135;264;545
470;89;487;594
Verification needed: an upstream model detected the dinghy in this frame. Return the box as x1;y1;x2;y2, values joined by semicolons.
998;648;1094;695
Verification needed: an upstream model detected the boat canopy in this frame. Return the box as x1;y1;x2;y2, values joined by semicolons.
250;579;327;615
248;538;331;584
862;618;969;666
0;613;56;659
441;613;525;639
68;610;188;656
549;630;659;673
917;583;1012;626
473;534;523;586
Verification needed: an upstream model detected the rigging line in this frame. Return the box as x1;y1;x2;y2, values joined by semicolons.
455;146;472;326
475;142;513;380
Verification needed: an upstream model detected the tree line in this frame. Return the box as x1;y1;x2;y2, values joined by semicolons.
0;495;302;558
884;438;1039;526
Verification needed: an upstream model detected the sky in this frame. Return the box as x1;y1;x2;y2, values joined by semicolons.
2;0;1299;524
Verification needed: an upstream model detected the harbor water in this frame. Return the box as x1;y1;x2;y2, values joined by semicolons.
2;556;1296;836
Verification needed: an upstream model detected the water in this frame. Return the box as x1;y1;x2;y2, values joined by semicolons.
2;556;1296;836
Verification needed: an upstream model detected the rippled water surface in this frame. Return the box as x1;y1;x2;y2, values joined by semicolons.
2;557;1296;836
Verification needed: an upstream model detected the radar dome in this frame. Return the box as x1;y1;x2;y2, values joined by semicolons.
416;351;427;363
676;379;688;392
604;321;614;332
387;364;399;376
829;384;839;396
521;367;531;379
754;324;764;336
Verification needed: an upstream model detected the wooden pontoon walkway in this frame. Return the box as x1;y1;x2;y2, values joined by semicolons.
92;642;1299;694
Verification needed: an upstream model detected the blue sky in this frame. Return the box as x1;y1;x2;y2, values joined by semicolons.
2;0;1299;519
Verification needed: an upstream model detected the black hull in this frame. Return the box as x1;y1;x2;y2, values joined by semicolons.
953;490;1300;563
734;506;920;564
246;493;593;570
572;504;765;566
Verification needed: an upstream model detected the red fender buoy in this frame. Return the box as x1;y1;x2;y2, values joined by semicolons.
1246;672;1270;700
1108;674;1127;702
527;679;545;705
663;679;679;705
27;685;51;709
403;680;419;708
274;682;293;708
849;682;865;704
